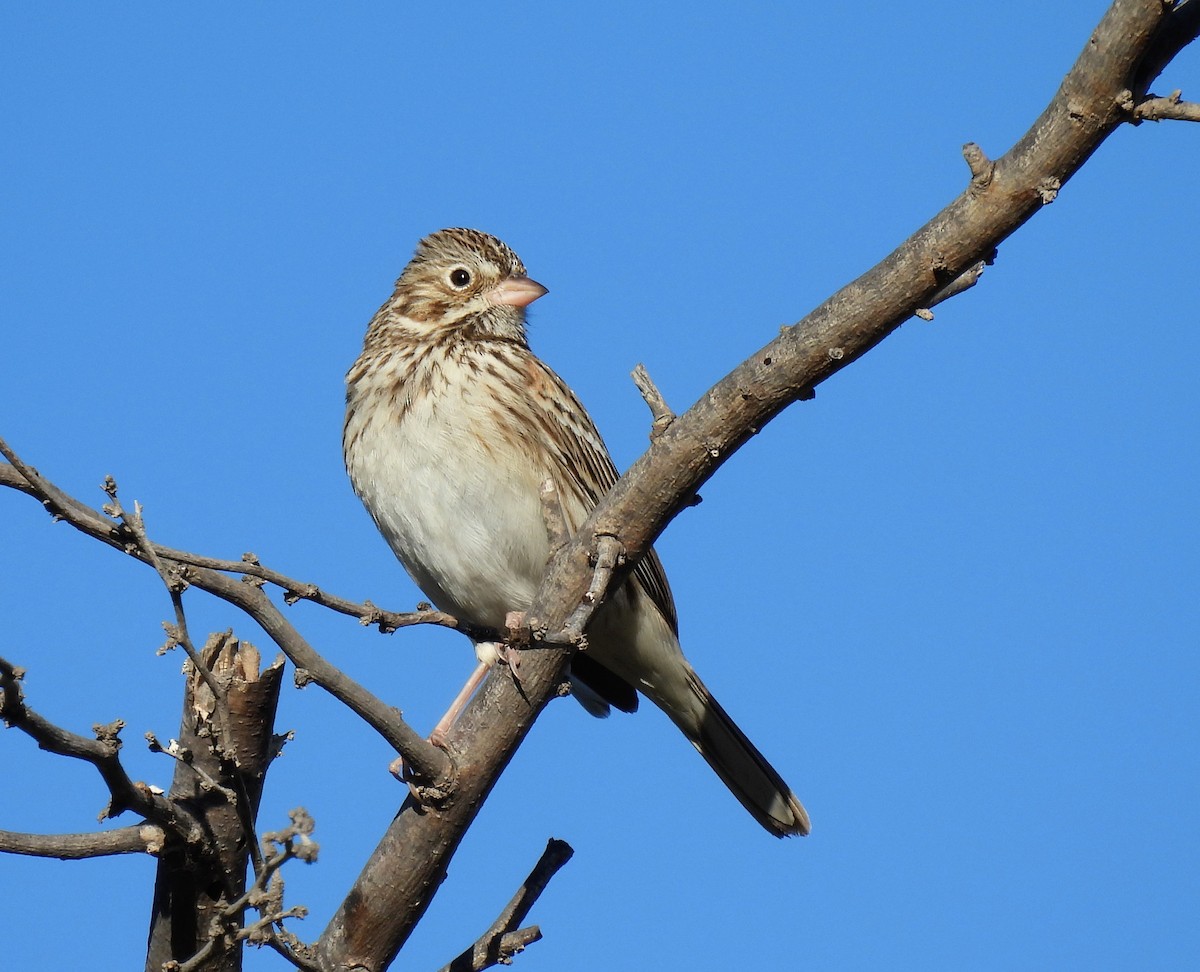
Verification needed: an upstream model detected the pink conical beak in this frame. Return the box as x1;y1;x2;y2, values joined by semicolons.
487;275;548;308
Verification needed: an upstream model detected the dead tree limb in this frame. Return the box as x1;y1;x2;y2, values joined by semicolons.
314;3;1200;969
438;838;573;972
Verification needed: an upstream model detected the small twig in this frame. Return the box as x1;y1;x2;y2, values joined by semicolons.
260;933;322;972
239;809;318;942
241;810;321;971
169;937;218;972
254;808;319;888
498;927;542;956
104;480;251;831
162;603;224;697
1134;89;1200;122
499;927;543;955
352;598;461;635
170;809;320;972
171;907;315;972
439;838;574;972
238;905;310;942
0;824;165;859
146;732;238;804
557;535;624;645
103;479;227;712
0;438;459;637
631;363;676;441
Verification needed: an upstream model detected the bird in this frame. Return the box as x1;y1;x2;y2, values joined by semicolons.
343;227;809;837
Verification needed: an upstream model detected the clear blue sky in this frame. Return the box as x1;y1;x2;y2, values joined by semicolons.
3;3;1198;969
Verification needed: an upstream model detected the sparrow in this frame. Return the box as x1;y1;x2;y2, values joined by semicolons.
343;228;809;836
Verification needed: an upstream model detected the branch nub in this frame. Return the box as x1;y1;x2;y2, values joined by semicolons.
632;364;676;441
962;142;995;191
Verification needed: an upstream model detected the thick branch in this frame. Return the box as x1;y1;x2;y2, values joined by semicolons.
316;3;1199;968
146;639;290;972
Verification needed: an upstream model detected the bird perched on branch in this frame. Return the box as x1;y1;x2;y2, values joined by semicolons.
343;227;809;836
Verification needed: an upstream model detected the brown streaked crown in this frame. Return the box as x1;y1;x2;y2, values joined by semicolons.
408;228;528;281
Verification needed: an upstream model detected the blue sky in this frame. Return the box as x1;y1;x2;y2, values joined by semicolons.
2;3;1198;969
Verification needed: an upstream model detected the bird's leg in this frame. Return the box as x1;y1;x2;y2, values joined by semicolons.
426;658;492;749
390;650;494;778
418;615;533;755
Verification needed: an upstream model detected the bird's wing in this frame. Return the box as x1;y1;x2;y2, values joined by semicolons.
531;359;679;635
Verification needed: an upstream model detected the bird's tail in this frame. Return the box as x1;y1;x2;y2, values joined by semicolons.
660;666;810;837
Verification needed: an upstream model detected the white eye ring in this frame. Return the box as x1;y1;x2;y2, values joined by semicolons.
448;267;471;289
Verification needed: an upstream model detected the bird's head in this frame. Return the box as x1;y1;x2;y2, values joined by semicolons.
385;227;548;343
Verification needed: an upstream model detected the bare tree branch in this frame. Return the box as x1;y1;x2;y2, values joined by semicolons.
0;825;164;859
145;637;290;971
315;4;1200;968
439;838;573;972
180;809;323;972
0;451;460;637
2;4;1197;970
160;809;322;972
101;478;234;739
442;929;542;972
1135;88;1200;120
0;441;454;791
145;730;238;808
0;655;208;845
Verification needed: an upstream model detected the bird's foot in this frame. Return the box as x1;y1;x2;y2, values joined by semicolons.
478;635;523;685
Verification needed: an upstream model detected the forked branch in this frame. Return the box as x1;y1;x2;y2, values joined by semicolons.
0;440;454;789
439;838;574;972
0;655;207;846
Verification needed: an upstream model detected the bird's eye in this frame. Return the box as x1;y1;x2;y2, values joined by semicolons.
449;268;471;288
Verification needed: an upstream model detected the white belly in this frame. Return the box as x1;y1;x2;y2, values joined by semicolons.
345;376;552;628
